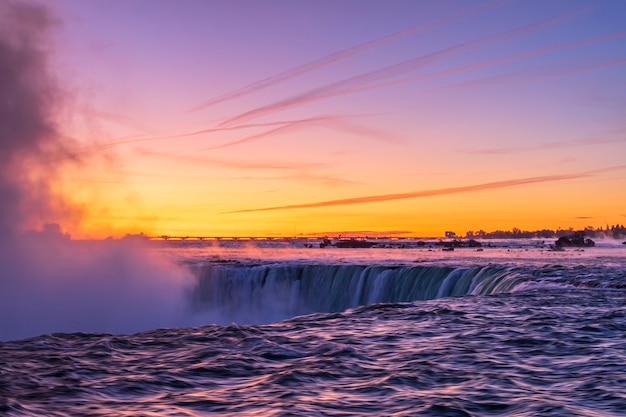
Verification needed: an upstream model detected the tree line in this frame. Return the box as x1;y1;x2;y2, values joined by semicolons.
464;224;626;239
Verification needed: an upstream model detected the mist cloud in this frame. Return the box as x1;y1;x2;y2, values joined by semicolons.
0;1;194;342
0;0;77;236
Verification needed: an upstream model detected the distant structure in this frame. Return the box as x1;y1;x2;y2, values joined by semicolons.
445;231;456;239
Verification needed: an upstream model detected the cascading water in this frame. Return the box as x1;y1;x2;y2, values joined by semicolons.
188;263;527;324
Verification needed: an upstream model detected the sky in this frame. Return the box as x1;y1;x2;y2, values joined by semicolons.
6;0;626;238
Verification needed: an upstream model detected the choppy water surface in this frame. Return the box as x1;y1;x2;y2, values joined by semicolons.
1;241;626;416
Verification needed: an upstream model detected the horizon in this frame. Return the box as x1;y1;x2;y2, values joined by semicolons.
28;223;625;242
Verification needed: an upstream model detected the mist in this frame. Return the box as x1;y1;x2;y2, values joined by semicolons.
0;229;191;341
0;0;192;341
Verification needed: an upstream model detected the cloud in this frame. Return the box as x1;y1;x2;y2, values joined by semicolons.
202;115;353;150
187;0;500;113
225;166;626;213
352;31;626;100
82;107;158;135
426;41;626;97
70;28;626;159
134;149;359;186
217;10;582;128
65;114;376;158
277;173;361;187
201;113;399;151
462;131;626;155
136;148;328;171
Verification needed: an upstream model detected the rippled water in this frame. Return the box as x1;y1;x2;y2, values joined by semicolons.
1;242;626;416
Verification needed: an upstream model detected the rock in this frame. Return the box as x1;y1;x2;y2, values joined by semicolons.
555;231;595;248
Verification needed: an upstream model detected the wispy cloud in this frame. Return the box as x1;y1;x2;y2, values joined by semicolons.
187;1;502;113
225;165;626;213
136;148;328;171
433;46;626;98
357;31;626;96
134;149;357;186
128;170;359;187
90;119;318;150
56;114;371;159
82;107;157;135
217;11;583;128
235;28;625;121
323;118;402;144
202;113;399;151
274;173;361;187
462;132;626;155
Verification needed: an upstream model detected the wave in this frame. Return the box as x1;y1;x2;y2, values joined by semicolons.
188;264;527;324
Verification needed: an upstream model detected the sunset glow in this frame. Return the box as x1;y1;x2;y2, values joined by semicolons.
35;1;626;237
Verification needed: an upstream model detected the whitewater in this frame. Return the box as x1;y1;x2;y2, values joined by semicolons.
1;239;625;416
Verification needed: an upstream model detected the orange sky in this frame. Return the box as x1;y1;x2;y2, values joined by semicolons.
41;1;626;238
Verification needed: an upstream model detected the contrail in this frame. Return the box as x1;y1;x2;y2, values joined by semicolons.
136;148;328;171
430;56;626;97
202;119;327;151
93;28;625;157
225;165;626;213
201;113;397;151
54;114;370;160
99;119;325;149
463;126;626;155
187;0;504;113
217;10;582;128
360;31;626;94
